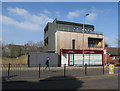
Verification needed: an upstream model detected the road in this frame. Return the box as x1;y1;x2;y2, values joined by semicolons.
2;74;118;90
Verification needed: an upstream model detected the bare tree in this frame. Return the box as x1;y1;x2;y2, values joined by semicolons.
24;40;44;52
26;41;34;46
2;40;44;57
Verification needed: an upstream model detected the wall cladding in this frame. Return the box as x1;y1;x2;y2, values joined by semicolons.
28;52;58;67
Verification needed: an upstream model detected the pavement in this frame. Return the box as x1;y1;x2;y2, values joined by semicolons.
2;67;118;79
2;66;119;70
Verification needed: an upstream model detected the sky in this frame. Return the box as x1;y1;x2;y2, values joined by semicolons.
1;2;118;47
118;2;120;47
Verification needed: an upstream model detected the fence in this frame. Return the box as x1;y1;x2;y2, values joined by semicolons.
2;63;118;80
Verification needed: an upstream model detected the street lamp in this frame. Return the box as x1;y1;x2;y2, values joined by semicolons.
83;13;89;68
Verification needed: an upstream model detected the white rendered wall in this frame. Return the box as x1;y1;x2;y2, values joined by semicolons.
61;53;68;66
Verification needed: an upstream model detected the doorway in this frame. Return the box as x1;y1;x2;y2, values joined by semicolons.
68;54;74;66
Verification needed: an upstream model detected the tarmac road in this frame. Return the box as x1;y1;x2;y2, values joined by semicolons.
2;74;118;90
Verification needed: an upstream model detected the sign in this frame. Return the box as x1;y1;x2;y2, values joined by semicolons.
84;51;95;54
109;64;114;74
61;49;103;54
104;49;106;54
67;51;75;53
83;54;84;57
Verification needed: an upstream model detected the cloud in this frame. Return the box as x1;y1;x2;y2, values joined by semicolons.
66;9;97;21
29;13;53;25
86;13;97;22
2;15;17;25
67;9;85;19
86;7;109;22
0;14;2;22
7;7;28;16
91;7;104;13
2;7;53;31
55;11;60;17
43;10;50;14
2;15;42;31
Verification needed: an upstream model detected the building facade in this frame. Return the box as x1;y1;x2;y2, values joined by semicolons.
44;18;104;66
103;47;120;65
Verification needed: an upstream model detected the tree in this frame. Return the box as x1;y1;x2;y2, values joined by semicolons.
24;40;44;53
2;40;44;57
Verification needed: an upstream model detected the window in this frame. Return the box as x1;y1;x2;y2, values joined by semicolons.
72;40;75;49
88;38;102;48
44;39;46;46
46;37;48;46
44;25;48;34
73;27;78;32
44;37;48;46
73;27;78;30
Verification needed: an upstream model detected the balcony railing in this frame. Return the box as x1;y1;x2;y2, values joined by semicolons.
88;44;103;48
56;28;103;35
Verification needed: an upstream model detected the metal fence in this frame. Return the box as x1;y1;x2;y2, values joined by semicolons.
2;63;118;80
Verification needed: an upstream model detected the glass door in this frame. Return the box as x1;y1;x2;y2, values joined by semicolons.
69;54;74;66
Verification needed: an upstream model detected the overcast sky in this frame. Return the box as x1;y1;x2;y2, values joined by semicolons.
1;2;118;47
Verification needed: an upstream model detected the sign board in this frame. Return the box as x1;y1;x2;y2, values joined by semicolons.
109;64;114;74
62;49;103;54
104;49;106;54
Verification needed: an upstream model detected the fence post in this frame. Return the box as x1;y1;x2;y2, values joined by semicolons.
39;64;41;78
85;64;87;76
8;63;10;79
64;64;66;77
103;64;104;75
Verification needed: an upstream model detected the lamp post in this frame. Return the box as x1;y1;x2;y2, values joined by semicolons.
83;13;89;68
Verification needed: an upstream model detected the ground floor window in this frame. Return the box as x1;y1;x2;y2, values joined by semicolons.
61;53;102;66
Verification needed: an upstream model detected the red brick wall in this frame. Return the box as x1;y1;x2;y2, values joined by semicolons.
104;54;118;64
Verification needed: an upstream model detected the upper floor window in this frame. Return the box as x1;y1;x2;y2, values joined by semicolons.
44;37;48;46
73;27;79;32
88;38;102;48
72;40;75;49
44;25;48;34
73;27;78;30
46;37;48;46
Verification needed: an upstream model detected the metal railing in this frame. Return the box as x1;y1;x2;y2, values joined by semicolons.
2;63;118;80
88;44;103;48
56;28;103;35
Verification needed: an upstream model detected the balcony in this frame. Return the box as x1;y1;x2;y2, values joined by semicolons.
56;28;103;35
88;44;103;48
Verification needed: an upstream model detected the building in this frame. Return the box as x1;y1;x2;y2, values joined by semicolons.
104;47;120;64
44;18;104;66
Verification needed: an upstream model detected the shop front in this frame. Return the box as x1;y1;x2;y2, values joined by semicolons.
60;49;103;66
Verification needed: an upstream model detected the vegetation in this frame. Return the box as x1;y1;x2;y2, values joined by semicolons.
2;41;44;65
2;55;28;65
2;40;44;58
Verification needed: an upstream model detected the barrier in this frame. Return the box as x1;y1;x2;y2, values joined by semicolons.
109;64;114;74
